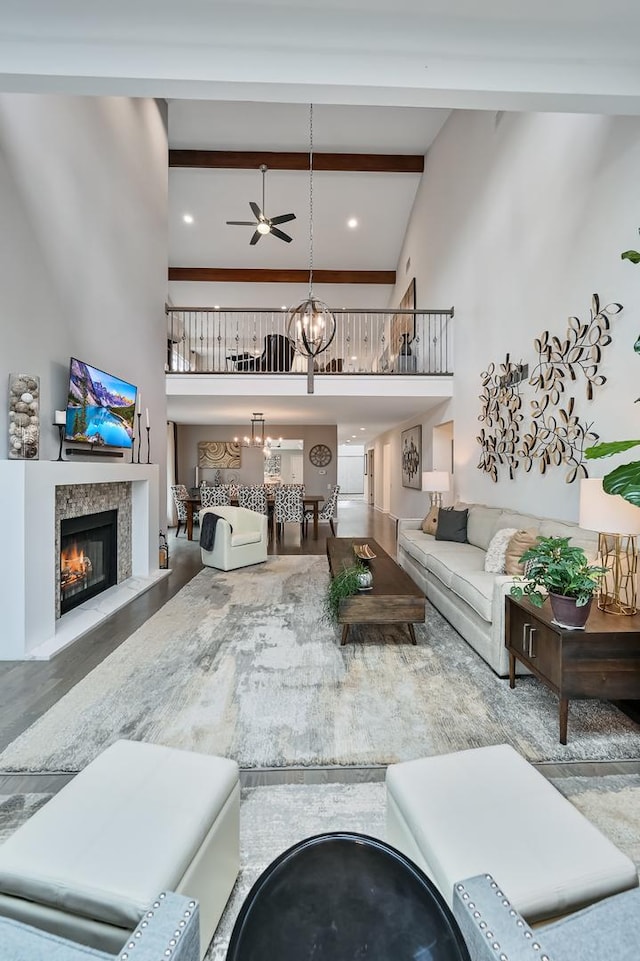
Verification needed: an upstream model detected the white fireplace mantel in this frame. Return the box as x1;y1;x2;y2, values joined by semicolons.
0;461;165;660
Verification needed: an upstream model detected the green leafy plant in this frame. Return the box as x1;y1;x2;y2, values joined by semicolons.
324;562;368;622
510;536;607;608
584;241;640;505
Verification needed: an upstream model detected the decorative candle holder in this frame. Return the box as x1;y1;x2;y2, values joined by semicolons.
146;425;151;464
136;412;142;464
55;424;65;461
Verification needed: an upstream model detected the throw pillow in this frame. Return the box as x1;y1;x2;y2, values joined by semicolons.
421;506;439;536
435;507;468;543
484;527;518;574
504;529;540;576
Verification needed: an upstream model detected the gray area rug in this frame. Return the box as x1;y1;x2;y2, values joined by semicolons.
0;555;638;772
1;776;637;959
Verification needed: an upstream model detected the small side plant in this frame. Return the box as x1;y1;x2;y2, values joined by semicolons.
510;536;606;608
324;562;368;622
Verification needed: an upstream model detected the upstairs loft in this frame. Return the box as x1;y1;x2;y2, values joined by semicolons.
165;306;455;378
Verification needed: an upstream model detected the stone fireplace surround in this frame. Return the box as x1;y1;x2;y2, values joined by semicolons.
0;462;167;660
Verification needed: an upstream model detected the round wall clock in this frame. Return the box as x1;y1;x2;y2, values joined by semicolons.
309;443;332;467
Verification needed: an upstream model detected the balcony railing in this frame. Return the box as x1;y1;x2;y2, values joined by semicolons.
166;306;454;376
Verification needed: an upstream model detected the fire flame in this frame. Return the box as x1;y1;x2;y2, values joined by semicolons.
60;541;92;589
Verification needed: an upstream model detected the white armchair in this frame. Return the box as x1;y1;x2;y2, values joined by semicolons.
200;506;268;571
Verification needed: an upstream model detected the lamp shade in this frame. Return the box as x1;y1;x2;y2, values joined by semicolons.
421;471;450;494
579;478;640;535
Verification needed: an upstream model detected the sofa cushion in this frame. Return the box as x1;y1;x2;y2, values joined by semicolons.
421;507;439;535
466;506;504;550
436;508;468;543
448;570;495;622
497;511;541;533
484;528;518;574
0;916;111;961
425;545;485;589
504;528;540;576
231;531;262;547
539;519;599;561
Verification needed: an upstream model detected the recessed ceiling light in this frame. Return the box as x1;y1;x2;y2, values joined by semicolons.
213;305;220;310
351;356;357;361
352;434;357;438
281;305;287;311
183;213;194;224
347;218;358;229
360;427;366;431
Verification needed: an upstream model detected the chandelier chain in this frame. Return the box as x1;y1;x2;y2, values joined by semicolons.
308;102;313;299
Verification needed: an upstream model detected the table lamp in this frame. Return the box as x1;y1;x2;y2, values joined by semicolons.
579;478;640;615
421;471;450;532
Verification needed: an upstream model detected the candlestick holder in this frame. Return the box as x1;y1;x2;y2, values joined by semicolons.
130;430;136;463
146;425;151;464
136;412;142;464
54;424;65;462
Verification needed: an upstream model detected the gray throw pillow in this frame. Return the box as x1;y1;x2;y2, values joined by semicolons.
435;507;468;543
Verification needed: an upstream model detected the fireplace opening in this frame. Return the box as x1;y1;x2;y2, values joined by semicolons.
60;509;118;615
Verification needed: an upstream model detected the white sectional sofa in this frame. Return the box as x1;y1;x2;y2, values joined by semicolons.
397;503;598;677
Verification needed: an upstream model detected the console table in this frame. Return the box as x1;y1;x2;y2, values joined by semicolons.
505;594;640;744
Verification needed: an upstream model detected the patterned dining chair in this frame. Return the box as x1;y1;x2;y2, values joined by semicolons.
170;484;190;537
305;484;340;537
274;484;305;541
200;485;232;508
237;484;269;515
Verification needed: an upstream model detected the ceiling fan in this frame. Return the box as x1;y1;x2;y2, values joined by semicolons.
226;164;296;245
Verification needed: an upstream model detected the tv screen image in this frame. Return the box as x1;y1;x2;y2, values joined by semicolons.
66;359;137;448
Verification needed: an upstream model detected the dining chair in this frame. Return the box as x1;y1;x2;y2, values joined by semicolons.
170;484;190;537
237;484;269;514
305;483;340;536
226;832;471;961
274;484;304;541
200;485;232;508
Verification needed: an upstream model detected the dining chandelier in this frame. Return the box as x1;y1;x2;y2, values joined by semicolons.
286;103;336;394
234;412;268;448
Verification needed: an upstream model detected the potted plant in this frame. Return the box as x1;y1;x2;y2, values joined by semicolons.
324;561;371;622
510;536;607;629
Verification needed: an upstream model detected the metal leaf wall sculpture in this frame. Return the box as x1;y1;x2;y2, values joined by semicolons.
519;396;599;484
476;355;525;482
476;293;621;484
529;293;622;402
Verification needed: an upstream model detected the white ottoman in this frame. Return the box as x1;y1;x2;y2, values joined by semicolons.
0;740;240;960
386;744;638;923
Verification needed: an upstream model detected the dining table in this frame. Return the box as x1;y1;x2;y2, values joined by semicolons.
182;493;325;541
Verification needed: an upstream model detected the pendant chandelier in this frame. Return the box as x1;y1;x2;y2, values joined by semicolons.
286;103;336;394
234;412;268;448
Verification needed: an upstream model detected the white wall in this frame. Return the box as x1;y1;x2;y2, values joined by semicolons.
0;94;168;522
386;110;640;523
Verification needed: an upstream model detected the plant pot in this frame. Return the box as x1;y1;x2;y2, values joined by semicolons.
356;569;373;590
549;592;592;630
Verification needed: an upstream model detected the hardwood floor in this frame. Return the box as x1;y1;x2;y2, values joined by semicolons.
0;498;637;788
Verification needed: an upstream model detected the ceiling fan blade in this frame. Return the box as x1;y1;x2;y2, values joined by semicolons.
226;220;256;226
249;201;263;220
249;230;262;245
270;226;293;243
269;213;296;225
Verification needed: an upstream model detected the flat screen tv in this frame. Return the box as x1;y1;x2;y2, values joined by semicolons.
66;358;137;448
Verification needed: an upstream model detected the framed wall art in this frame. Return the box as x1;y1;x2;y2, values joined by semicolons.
401;424;422;489
391;277;416;359
198;440;241;469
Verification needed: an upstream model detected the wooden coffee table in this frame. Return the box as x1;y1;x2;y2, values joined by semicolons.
326;537;425;645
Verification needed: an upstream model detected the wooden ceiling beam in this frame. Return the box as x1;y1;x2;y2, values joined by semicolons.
169;150;424;173
169;268;396;285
